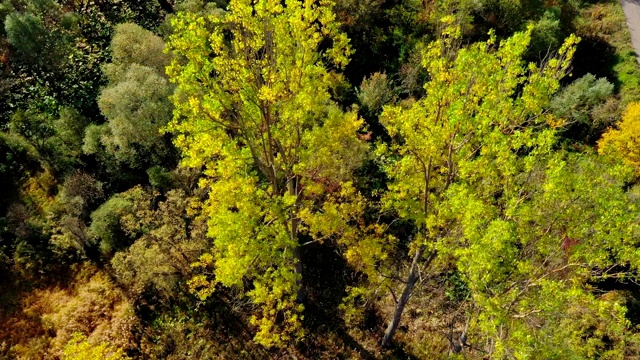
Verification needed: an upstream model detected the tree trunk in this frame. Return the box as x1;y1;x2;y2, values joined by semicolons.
288;177;305;303
381;245;436;347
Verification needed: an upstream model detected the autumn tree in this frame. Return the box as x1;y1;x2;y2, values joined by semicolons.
372;20;579;347
598;101;640;172
166;0;367;347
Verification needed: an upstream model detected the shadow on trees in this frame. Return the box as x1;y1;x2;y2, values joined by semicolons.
131;285;270;359
300;241;376;359
300;241;419;359
590;266;640;328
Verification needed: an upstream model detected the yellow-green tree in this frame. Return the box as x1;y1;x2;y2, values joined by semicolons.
374;19;579;347
345;19;640;357
451;152;640;358
599;102;640;172
166;0;366;347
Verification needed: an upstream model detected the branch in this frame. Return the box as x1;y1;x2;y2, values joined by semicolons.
386;284;399;305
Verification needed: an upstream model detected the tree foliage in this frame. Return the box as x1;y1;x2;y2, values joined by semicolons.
599;102;640;172
88;23;174;167
4;0;78;70
88;192;135;255
166;0;366;346
49;171;103;254
2;0;640;357
111;187;208;301
356;18;584;349
550;73;615;142
340;19;640;357
451;153;640;358
2;105;88;177
62;332;129;360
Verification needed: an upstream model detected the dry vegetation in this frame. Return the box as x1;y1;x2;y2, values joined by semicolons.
0;264;136;359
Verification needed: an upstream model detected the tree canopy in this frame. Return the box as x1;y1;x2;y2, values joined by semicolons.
166;0;366;346
2;0;640;358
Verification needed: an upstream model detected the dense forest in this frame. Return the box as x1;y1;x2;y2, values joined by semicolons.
2;0;640;358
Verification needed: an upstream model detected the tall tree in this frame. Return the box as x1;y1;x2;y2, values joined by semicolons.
166;0;367;347
375;19;579;346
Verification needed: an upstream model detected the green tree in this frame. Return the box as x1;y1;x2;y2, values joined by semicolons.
88;192;135;255
50;108;89;160
4;0;78;71
166;0;366;346
0;129;40;212
357;72;396;119
96;64;173;164
372;19;579;346
4;107;89;174
104;22;170;77
528;8;564;57
0;0;172;123
550;73;615;142
85;23;174;167
49;171;103;255
7;108;55;157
